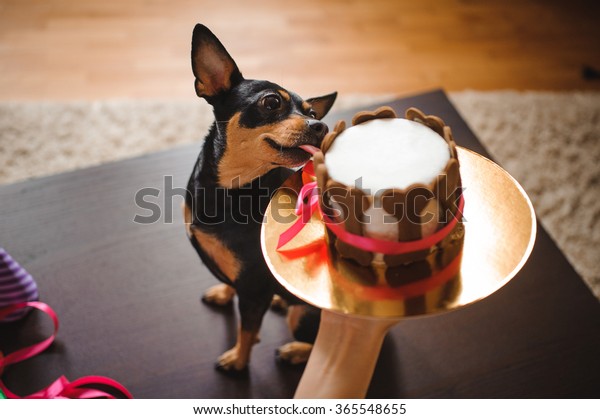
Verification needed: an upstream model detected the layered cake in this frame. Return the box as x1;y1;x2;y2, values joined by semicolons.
312;107;464;286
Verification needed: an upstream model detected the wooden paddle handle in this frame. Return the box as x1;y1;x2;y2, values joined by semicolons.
294;310;399;398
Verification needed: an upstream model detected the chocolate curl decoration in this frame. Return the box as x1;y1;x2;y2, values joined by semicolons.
313;106;463;269
351;106;397;125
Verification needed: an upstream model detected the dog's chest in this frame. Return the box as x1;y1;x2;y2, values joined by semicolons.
187;167;292;280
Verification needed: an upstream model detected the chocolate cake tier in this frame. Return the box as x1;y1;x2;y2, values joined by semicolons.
313;107;464;286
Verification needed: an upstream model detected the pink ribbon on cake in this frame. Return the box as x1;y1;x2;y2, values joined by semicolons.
0;302;133;399
277;161;465;255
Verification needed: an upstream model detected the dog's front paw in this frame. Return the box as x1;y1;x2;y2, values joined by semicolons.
276;341;313;366
202;284;235;306
215;347;249;377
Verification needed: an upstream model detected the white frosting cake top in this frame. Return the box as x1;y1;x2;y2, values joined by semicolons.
325;118;450;193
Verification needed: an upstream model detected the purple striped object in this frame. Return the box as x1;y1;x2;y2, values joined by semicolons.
0;247;39;322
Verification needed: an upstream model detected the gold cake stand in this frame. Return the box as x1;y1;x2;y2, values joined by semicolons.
261;147;536;398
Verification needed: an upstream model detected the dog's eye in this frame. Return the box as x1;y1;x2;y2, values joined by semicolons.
309;110;318;119
261;94;282;111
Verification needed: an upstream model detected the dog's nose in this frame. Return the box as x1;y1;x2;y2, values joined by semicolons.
307;120;328;139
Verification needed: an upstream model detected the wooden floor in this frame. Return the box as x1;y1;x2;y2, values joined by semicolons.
1;0;599;100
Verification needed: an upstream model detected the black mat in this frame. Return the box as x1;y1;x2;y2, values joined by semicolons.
1;90;599;398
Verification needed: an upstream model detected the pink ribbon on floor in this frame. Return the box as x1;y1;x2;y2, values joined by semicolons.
277;161;465;255
0;302;133;399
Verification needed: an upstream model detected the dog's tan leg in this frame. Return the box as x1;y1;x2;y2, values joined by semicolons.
277;341;313;365
217;326;258;372
287;304;306;332
276;304;314;364
202;283;235;306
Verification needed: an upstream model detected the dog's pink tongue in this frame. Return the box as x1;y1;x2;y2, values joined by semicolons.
299;144;321;155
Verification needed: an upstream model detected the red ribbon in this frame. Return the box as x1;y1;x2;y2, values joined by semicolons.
0;302;133;399
335;250;463;301
277;162;465;255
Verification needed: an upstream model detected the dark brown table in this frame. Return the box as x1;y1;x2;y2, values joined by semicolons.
1;90;599;398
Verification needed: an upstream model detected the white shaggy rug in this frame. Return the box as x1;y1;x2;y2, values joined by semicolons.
1;92;599;299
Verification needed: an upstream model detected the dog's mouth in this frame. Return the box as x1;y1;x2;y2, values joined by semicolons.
264;137;320;164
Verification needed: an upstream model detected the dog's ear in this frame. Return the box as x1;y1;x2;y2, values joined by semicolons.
306;92;338;120
191;24;243;99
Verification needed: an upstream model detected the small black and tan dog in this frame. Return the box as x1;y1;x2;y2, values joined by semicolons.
184;24;336;375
